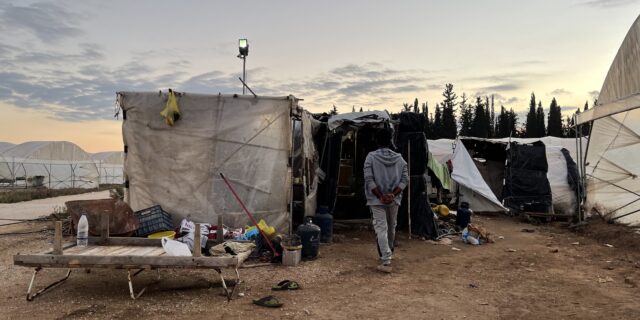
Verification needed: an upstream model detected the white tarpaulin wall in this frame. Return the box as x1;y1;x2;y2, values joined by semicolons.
428;138;585;214
0;141;99;189
450;139;507;212
119;92;296;232
578;16;640;225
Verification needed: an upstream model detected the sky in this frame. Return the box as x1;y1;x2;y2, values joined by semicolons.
0;0;639;152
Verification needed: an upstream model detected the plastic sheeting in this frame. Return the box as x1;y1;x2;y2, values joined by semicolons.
582;15;640;225
450;139;507;212
327;111;390;130
119;92;296;232
0;141;99;189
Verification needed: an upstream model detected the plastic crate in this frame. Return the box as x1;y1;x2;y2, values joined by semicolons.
133;205;174;237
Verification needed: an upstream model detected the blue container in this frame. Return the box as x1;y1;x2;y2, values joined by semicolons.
314;206;333;243
297;217;320;260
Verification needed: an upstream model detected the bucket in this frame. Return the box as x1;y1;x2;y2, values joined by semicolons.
148;230;176;239
282;244;302;266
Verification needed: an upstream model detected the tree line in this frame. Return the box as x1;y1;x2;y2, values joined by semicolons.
333;83;593;139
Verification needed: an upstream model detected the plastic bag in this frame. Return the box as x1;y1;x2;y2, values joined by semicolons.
161;237;191;256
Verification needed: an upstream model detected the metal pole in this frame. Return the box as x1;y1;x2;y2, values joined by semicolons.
242;56;246;95
574;116;582;222
408;141;412;239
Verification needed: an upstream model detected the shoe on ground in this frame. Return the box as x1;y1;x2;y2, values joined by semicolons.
376;263;392;273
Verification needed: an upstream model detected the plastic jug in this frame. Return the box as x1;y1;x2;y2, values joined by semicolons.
161;237;192;256
77;214;89;247
297;217;320;260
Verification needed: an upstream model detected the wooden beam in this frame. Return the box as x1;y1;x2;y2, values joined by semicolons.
193;223;201;257
100;211;110;244
217;215;224;244
13;254;239;269
53;221;63;255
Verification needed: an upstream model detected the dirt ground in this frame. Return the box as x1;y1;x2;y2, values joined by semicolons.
0;191;110;226
1;215;639;320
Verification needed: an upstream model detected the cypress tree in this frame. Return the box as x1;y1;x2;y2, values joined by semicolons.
471;96;489;138
433;103;443;139
547;97;563;137
441;84;458;139
536;101;546;138
525;93;537;137
459;93;473;136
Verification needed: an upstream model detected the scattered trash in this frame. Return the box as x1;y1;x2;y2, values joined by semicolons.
597;276;614;283
550;248;559;253
353;238;360;241
439;238;453;245
571;242;580;245
521;228;535;233
478;301;490;305
506;248;517;252
604;244;614;248
468;283;478;288
304;309;311;315
524;268;535;272
498;236;505;240
451;247;461;251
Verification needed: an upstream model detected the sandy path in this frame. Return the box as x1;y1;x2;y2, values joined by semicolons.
0;191;111;225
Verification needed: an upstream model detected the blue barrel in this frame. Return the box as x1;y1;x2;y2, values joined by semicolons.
313;206;333;243
296;217;320;260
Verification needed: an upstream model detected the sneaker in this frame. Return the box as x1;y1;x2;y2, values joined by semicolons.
376;263;392;273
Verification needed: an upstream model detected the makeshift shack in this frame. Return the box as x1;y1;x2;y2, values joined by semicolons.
117;92;315;233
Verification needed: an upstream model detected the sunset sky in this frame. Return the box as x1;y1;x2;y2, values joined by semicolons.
1;0;639;152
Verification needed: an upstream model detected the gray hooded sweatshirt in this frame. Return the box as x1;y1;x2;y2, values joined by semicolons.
363;148;409;206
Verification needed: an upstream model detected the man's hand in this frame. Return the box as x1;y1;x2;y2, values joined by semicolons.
380;193;394;205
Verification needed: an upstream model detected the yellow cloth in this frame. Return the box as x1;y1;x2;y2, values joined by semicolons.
160;90;181;126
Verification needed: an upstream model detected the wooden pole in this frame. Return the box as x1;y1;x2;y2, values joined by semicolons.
53;221;63;255
217;214;224;244
408;142;412;240
193;223;201;257
100;206;110;244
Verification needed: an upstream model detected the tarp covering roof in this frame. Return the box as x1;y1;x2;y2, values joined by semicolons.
583;15;640;224
0;142;15;153
327;111;390;130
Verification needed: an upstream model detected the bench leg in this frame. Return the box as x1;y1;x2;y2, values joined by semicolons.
26;267;72;301
127;269;149;300
214;268;231;301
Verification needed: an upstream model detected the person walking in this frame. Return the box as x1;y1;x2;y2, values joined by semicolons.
363;129;409;273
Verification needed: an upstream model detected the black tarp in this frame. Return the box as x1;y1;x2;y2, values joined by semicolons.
502;142;552;212
395;112;439;239
561;148;582;213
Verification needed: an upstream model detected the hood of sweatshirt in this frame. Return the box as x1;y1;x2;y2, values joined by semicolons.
370;148;405;167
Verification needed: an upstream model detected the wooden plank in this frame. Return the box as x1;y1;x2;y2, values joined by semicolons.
100;211;109;244
53;221;63;255
88;237;162;247
217;215;224;244
193;223;201;257
14;254;239;269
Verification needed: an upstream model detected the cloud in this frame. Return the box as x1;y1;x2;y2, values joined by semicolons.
0;2;84;43
480;83;521;92
588;90;600;100
579;0;640;7
549;88;572;96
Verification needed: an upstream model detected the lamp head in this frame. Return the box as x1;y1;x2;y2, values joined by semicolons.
238;39;249;56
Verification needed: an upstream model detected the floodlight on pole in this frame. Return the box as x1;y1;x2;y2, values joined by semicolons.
238;39;249;95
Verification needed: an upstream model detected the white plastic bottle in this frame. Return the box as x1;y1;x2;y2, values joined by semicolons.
77;214;89;247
